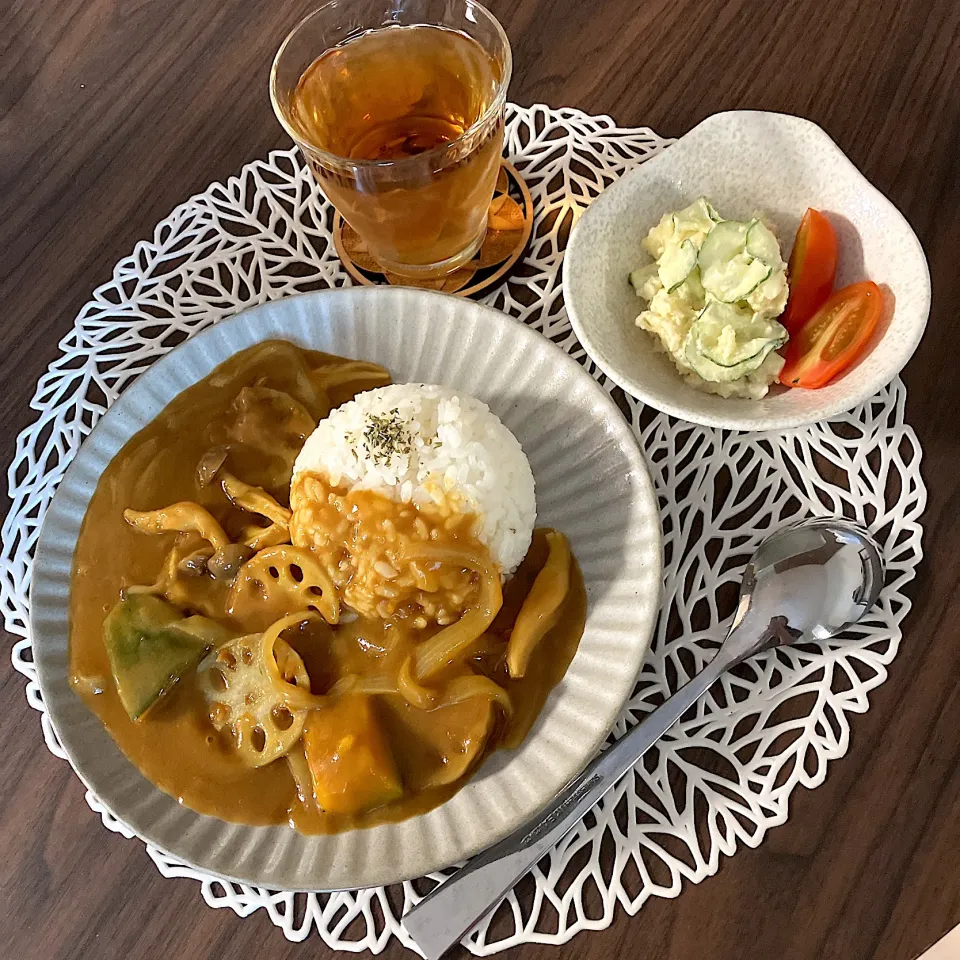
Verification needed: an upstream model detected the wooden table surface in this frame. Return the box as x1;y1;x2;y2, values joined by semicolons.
2;0;958;958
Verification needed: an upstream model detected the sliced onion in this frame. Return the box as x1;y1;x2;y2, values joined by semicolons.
397;656;438;709
442;674;513;717
285;741;317;811
402;544;503;682
327;673;398;698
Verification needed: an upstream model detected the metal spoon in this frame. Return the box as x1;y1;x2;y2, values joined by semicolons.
403;518;884;959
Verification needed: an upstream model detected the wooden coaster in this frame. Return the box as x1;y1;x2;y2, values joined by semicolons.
333;161;534;296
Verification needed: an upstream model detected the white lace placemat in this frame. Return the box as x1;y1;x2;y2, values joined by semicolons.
2;103;926;954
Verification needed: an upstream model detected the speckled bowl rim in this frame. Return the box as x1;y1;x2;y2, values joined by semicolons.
562;110;931;431
30;287;662;891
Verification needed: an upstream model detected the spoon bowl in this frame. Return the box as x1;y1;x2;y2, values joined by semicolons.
728;518;884;660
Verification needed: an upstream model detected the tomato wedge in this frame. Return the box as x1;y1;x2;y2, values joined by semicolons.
779;281;883;389
781;209;838;336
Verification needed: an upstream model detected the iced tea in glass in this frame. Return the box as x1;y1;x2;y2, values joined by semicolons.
271;0;511;279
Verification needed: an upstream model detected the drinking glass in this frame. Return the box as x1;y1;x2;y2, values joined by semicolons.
270;0;512;279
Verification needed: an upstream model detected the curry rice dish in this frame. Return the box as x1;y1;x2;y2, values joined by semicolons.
69;340;587;833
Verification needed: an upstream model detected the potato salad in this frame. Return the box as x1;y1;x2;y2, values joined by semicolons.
629;198;790;399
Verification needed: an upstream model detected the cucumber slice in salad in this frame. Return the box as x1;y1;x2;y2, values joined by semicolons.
698;219;748;264
698;219;774;302
658;239;698;292
683;267;706;302
684;301;788;383
673;198;722;232
744;219;782;265
701;252;770;303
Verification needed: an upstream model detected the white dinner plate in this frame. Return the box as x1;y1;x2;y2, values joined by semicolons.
31;287;662;890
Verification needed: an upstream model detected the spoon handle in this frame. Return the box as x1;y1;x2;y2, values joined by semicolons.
403;648;736;959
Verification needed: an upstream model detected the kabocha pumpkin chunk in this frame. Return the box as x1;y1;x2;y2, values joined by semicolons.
304;695;403;815
104;594;229;721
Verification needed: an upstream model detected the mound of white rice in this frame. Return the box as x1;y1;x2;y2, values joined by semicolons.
291;383;536;576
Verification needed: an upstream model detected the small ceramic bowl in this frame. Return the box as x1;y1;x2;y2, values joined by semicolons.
563;111;930;431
